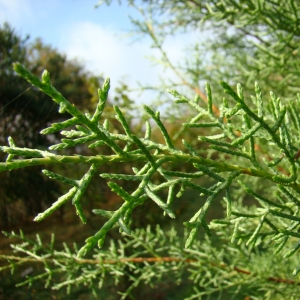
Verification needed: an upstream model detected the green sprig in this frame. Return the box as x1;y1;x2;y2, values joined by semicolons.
1;64;300;262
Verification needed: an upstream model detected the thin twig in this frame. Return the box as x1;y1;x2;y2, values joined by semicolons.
1;254;299;286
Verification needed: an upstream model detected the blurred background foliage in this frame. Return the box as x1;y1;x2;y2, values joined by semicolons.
114;0;300;100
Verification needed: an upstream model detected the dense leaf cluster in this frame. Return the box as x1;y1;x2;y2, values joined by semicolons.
1;0;300;298
1;62;300;298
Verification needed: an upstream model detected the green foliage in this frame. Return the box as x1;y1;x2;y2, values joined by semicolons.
0;61;300;298
1;0;300;298
102;0;300;101
2;225;300;299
